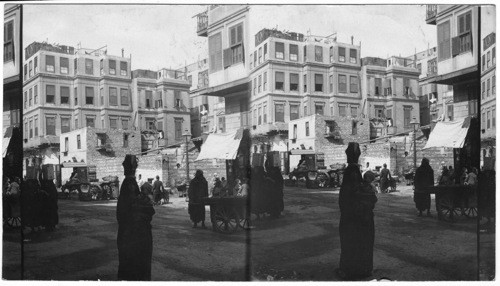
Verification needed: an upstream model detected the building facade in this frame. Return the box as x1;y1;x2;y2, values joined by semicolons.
480;28;496;170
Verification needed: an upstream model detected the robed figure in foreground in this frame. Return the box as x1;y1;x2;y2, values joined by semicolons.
117;155;155;281
413;158;434;217
338;142;377;280
188;169;209;228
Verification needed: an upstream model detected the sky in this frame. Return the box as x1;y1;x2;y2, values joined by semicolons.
23;4;438;70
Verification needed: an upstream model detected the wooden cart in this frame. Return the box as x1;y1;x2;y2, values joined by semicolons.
426;185;477;222
200;196;249;234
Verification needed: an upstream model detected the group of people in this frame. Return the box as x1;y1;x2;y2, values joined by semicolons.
137;174;169;205
437;163;478;187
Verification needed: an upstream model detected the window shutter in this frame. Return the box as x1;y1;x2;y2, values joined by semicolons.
230;27;236;46
452;36;460;57
223;48;232;68
237;24;243;44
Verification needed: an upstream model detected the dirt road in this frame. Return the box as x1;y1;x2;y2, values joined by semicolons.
3;185;479;281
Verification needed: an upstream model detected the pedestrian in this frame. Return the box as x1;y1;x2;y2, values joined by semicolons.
237;178;249;197
459;167;468;185
188;169;209;228
448;166;456;184
379;163;392;193
465;167;478;187
39;175;58;231
117;155;155;281
153;175;164;204
140;178;154;202
137;174;145;188
212;177;222;197
413;157;434;217
438;166;450;186
266;165;284;218
337;142;376;280
354;171;378;223
220;177;228;196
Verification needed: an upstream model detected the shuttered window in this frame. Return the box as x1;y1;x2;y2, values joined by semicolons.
109;60;116;75
338;47;346;62
438;21;451;61
209;33;222;72
120;88;129;106
290;73;299;91
350;76;358;93
46;117;56;135
60;86;70;104
290;44;298;61
338;75;347;93
46;55;55;72
275;72;284;90
275;42;284;59
315;74;323;92
109;87;118;106
349;49;357;63
60;57;69;74
85;86;94;105
46;85;55;103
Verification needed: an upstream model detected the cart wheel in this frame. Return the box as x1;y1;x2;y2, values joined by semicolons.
438;196;459;222
90;185;102;201
213;207;239;234
317;173;329;188
238;218;250;229
464;207;478;218
5;216;21;229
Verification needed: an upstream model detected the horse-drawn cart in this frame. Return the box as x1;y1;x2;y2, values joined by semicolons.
425;185;477;222
200;196;249;234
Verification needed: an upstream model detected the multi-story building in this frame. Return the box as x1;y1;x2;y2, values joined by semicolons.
480;30;495;170
131;68;191;151
3;4;23;180
360;56;421;140
22;42;132;175
181;58;225;138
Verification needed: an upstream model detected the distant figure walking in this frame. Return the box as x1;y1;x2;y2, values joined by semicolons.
413;158;434;217
117;155;155;281
153;175;164;204
379;163;392;193
188;170;209;228
337;142;377;280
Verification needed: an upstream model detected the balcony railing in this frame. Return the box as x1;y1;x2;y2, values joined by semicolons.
426;5;437;24
196;11;208;36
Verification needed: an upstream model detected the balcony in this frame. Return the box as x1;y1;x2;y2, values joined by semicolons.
426;5;437;25
196;11;208;37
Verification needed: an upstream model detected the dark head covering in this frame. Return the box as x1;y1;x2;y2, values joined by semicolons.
421;157;430;166
346;142;361;164
123;154;138;176
363;171;376;183
195;169;203;178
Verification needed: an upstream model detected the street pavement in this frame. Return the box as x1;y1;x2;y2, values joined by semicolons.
3;184;481;281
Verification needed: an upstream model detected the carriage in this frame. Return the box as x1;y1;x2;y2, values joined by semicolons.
425;185;477;222
60;164;119;201
200;196;249;233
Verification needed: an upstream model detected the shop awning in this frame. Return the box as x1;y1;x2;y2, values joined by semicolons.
195;130;242;161
423;117;470;149
43;153;60;165
2;127;12;158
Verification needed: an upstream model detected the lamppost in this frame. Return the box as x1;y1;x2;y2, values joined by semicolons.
409;117;420;170
182;128;192;181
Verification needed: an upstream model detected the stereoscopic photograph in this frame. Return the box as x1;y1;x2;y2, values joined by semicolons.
2;2;496;282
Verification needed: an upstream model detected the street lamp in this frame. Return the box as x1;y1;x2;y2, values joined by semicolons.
409;117;420;171
182;128;192;181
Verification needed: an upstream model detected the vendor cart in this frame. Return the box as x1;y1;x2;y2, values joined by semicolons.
200;196;249;234
425;185;477;222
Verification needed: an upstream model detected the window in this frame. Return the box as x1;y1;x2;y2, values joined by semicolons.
229;23;243;46
403;78;411;95
290;44;298;61
487;79;491;97
4;20;14;62
493;47;496;65
339;47;346;62
304;105;307;117
349;49;357;64
338;75;347;93
487;51;491;68
329;46;334;63
46;85;55;104
446;104;454;121
455;11;472;55
218;117;226;133
109;60;116;75
34;56;38;73
29;61;33;77
34;117;38;136
339;104;347;117
275;104;284;122
384;78;392;95
263;72;267;90
122;118;129;130
352;121;357;135
175;118;183;140
60;57;69;74
85;58;93;75
29;119;33;138
275;72;284;90
258;107;262;125
145;90;153;108
386;108;392;119
329;75;333;93
468;100;477;116
120;61;127;76
253;78;257;95
61;117;70;133
351;106;358;117
100;88;104;105
487;110;491;129
416;63;422;73
253;51;257;67
263;105;267;123
482;55;486;71
85;87;94;105
375;78;382;95
29;88;32;107
174;90;182;108
77;135;81;149
123;134;129;148
75;118;79;129
482;112;486;129
290;73;299;91
60;86;70;104
258;47;262;64
349;76;358;93
315;74;323;92
293;124;297;139
303;45;307;61
86;117;95;127
209;33;222;72
24;122;28;139
109;87;118;106
264;43;268;60
24;91;27;109
404;107;412;127
24;64;27;80
315;104;324;115
290;104;299;120
120;89;129;106
74;58;77;74
46;117;56;135
375;106;384;118
258;75;262;93
46;55;55;72
482;81;486;99
109;118;118;129
437;21;451;61
493;108;496;128
74;87;78;105
100;59;104;75
275;42;284;60
250;54;253;69
305;122;310;136
315;46;323;62
493;75;496;95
